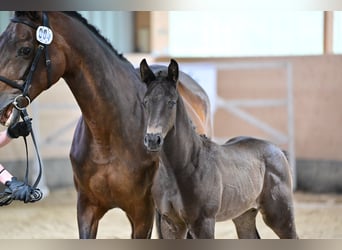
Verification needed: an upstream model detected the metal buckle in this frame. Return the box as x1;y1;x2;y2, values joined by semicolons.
13;94;31;110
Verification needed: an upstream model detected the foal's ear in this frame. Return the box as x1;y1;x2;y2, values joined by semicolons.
140;59;156;85
168;59;179;84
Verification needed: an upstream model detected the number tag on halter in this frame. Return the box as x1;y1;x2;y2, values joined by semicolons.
36;26;53;45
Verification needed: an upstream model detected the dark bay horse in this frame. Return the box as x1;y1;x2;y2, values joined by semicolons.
0;12;211;238
140;59;298;239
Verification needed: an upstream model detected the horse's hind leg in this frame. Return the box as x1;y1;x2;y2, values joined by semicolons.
232;208;260;239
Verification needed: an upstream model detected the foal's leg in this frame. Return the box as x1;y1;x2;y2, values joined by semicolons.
232;208;260;239
159;216;188;239
155;211;164;238
259;185;298;239
77;191;107;239
260;155;298;239
189;217;216;239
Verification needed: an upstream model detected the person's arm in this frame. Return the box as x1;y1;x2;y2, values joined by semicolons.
0;120;32;148
0;121;32;185
0;164;13;185
0;130;12;148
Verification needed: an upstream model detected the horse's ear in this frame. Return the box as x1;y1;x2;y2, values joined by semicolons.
140;59;156;85
168;59;179;85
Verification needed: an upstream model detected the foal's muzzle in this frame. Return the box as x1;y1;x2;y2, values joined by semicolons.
144;133;163;152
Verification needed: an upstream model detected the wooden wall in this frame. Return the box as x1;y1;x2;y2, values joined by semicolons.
1;54;341;191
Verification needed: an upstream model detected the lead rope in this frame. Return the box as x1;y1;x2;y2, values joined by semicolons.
21;109;43;190
0;109;43;206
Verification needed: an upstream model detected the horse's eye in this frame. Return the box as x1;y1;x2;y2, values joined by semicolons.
23;47;31;55
17;47;32;57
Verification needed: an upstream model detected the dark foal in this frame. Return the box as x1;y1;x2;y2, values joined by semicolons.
140;59;298;239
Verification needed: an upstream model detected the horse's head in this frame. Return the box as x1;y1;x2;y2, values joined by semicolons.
0;11;66;126
140;58;179;152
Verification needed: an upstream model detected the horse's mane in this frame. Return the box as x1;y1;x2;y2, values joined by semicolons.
14;11;128;62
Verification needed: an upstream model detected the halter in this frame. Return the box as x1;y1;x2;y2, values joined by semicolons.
0;11;52;108
0;12;53;205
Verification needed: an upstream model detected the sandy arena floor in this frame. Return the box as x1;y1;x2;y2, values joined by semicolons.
0;187;341;239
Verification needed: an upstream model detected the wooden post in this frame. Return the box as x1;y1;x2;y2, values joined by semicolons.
134;12;151;53
324;11;334;54
150;11;169;55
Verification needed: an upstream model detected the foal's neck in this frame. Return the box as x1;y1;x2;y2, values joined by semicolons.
161;96;202;170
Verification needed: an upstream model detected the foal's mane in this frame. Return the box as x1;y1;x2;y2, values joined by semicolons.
14;11;128;62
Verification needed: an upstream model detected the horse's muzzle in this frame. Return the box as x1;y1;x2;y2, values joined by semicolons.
144;133;163;152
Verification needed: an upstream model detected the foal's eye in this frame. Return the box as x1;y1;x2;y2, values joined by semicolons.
168;100;176;108
17;47;32;57
142;99;148;107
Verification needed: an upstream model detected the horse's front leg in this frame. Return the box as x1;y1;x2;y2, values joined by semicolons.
189;217;216;239
77;191;107;239
126;198;155;238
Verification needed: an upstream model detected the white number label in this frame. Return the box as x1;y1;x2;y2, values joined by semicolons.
36;26;53;45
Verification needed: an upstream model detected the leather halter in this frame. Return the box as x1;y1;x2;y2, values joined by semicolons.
0;11;52;108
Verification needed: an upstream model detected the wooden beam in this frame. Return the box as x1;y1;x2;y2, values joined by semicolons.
134;12;151;53
324;11;334;54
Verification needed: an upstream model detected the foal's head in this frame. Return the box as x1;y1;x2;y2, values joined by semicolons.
140;59;179;152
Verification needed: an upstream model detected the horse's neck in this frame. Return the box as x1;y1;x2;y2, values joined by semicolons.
161;97;202;172
61;23;144;137
65;54;139;113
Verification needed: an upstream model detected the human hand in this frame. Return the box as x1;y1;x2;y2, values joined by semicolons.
7;119;32;138
4;177;42;203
